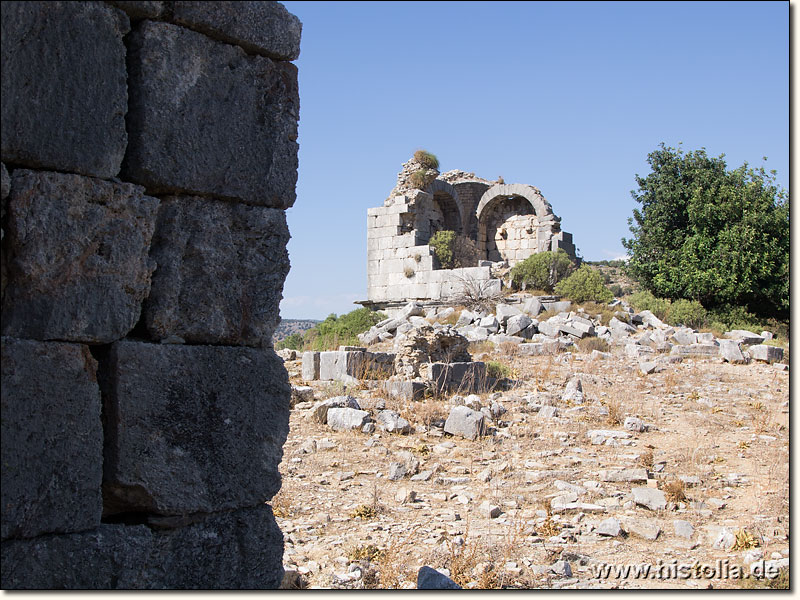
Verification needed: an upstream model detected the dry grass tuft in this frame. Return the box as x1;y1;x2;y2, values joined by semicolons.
663;478;686;502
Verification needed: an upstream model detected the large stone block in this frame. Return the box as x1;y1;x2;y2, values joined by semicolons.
102;341;290;516
2;171;159;343
426;361;487;395
1;337;102;540
144;196;289;346
1;505;284;589
172;1;302;61
0;2;129;177
123;21;299;209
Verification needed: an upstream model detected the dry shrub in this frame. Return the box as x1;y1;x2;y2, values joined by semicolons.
579;302;616;326
414;399;448;429
498;341;520;357
638;448;654;470
663;479;686;502
605;398;624;425
577;337;609;353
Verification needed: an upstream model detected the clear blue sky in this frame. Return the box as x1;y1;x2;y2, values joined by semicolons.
279;1;788;320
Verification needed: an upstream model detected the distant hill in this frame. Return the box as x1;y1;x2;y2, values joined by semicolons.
273;318;320;342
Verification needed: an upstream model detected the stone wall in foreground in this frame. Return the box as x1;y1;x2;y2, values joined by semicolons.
1;1;300;589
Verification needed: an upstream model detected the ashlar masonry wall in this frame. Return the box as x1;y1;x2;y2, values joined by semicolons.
0;1;300;589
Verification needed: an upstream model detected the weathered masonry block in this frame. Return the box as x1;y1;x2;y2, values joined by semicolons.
1;337;103;541
1;170;159;343
102;341;290;516
1;505;284;589
0;2;129;178
123;19;299;208
144;196;290;346
1;0;300;589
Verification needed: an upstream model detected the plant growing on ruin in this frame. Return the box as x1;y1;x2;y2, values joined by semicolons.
429;230;479;269
554;265;614;303
413;149;440;170
409;169;437;190
508;249;574;292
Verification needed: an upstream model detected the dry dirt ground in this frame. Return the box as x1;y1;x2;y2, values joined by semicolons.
273;345;789;589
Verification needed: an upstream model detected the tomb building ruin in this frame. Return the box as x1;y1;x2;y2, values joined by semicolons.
363;157;577;310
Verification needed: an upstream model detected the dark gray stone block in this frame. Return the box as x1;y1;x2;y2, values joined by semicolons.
172;1;302;60
1;337;102;540
0;1;129;177
1;505;284;589
0;163;9;200
123;20;299;209
1;171;159;343
102;341;290;515
105;0;164;19
144;196;289;346
427;361;488;395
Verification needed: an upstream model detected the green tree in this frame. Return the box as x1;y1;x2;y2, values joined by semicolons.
509;249;574;292
622;144;788;318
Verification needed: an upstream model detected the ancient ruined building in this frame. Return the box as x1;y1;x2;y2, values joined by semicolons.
1;1;300;589
364;157;577;309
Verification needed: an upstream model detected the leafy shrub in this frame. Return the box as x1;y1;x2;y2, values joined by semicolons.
275;332;304;351
303;308;386;351
628;290;670;320
665;298;707;329
554;265;614;303
413;149;439;170
429;230;478;269
486;360;511;379
509;249;574;291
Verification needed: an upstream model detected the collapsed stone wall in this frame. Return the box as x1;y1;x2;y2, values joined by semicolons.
365;160;577;308
0;1;300;589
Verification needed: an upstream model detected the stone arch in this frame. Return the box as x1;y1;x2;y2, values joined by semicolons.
475;184;555;263
424;179;464;236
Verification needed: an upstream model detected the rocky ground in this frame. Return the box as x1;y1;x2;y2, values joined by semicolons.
274;302;789;590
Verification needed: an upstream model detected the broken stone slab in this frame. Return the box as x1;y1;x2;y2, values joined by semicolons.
2;171;159;343
384;380;426;401
673;520;695;539
589;350;611;360
101;341;290;516
376;409;411;434
538;406;559;419
443;405;485;440
587;429;632;445
426;362;487;395
488;334;524;345
517;340;561;355
536;320;561;338
310;396;361;424
478;315;500;333
599;468;648;483
718;339;748;364
495;303;522;324
464;326;490;341
749;344;784;363
724;330;765;345
562;377;584;404
670;343;719;357
623;518;661;541
609;317;637;335
1;338;102;541
171;0;302;60
625;344;655;359
558;324;586;339
417;566;461;590
542;300;572;313
522;297;543;316
0;504;284;589
595;518;623;537
638;361;658;375
302;351;321;380
479;501;502;518
637;310;666;329
623;416;647;432
326;408;370;432
1;2;129;178
123;20;299;209
289;385;314;408
505;313;532;337
455;309;477;327
631;487;667;511
143;196;289;346
670;330;698;345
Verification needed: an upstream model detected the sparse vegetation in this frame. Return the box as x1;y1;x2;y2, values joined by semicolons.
577;336;609;353
413;149;439;170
